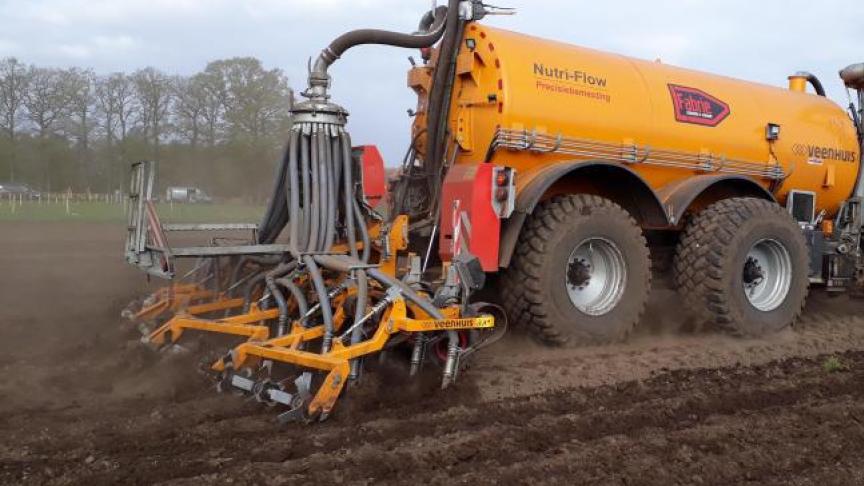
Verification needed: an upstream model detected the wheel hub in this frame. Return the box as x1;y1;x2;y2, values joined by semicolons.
743;257;765;287
742;239;793;312
565;238;627;316
567;258;593;290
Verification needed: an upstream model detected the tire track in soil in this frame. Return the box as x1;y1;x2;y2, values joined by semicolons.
5;351;864;486
472;291;864;402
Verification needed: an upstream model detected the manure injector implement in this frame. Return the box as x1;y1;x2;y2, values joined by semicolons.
124;1;864;422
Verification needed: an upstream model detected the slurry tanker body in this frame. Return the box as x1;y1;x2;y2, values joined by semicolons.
123;1;864;420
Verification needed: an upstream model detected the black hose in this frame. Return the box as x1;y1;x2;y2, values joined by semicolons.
287;129;301;255
305;256;334;351
308;129;321;252
258;142;291;244
328;136;341;249
418;8;440;32
424;1;463;218
349;269;369;381
319;128;332;250
797;72;826;97
275;277;309;324
341;132;359;260
353;197;371;263
311;5;450;82
266;274;289;335
300;133;311;251
323;130;337;250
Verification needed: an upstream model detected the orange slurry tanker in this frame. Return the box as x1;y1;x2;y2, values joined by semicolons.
124;1;864;421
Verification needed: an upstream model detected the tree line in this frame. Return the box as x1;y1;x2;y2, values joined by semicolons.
0;57;295;199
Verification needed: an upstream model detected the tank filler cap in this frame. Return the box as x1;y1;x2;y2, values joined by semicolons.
840;63;864;90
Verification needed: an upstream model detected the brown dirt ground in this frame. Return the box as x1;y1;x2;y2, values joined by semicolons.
1;221;864;485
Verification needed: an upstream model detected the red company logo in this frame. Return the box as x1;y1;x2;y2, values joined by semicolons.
668;85;731;127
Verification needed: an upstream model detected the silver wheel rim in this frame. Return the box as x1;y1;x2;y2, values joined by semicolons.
742;239;793;312
565;237;627;316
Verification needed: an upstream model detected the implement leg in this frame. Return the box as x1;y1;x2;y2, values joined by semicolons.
146;307;278;346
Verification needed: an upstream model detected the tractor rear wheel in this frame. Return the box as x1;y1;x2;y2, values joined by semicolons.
502;195;651;345
674;197;810;336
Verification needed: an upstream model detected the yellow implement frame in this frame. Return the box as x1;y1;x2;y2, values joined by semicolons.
147;305;278;346
132;284;245;322
147;289;353;348
218;298;493;418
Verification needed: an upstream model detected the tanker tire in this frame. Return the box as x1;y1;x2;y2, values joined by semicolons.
502;195;651;346
674;197;809;337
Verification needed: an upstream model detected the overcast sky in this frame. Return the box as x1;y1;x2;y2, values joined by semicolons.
1;0;862;164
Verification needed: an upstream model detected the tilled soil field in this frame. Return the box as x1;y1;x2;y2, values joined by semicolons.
2;222;864;485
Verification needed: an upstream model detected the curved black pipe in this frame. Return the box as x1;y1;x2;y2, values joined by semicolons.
797;72;826;97
311;5;450;86
275;277;309;319
304;256;335;351
261;261;299;336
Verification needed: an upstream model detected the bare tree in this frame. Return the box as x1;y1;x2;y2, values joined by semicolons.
95;72;137;145
194;71;226;147
132;67;173;157
67;68;95;152
0;58;28;140
95;73;138;190
24;66;73;139
63;68;97;187
0;56;292;194
172;76;203;146
0;58;29;180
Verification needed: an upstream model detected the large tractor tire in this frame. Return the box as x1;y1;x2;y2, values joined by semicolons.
674;197;810;336
502;195;651;345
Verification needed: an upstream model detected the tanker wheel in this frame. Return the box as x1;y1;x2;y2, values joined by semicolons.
502;194;651;345
674;197;810;337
